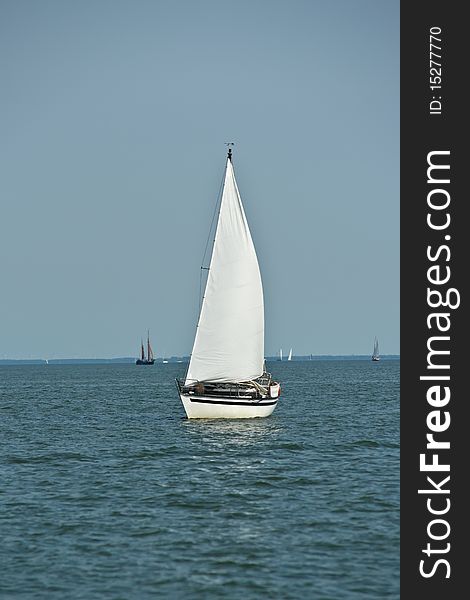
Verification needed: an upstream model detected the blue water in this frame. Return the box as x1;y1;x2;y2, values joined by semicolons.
1;360;399;599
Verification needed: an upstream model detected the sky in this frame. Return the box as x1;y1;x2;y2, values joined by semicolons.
1;0;399;359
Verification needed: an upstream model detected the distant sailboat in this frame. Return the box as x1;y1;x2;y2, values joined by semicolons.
287;348;292;361
372;337;380;362
176;147;280;418
136;331;155;365
278;349;283;361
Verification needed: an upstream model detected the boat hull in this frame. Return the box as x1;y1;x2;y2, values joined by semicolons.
179;393;278;419
136;359;155;365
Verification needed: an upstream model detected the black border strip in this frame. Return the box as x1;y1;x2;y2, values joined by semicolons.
401;2;465;597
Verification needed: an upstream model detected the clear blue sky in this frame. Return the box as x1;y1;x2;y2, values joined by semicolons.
1;0;399;359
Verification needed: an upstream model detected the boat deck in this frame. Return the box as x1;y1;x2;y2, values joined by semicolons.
176;374;274;400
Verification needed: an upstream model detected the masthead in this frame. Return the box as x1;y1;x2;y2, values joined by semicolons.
226;142;234;161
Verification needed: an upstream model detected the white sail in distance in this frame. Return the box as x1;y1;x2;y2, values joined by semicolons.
185;158;264;384
373;337;379;358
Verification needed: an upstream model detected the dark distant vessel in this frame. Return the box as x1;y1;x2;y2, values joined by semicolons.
372;336;380;362
136;331;155;365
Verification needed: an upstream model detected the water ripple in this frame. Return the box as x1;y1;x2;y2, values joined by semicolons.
0;361;399;599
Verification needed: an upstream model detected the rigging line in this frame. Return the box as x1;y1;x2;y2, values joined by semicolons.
186;156;229;383
201;167;226;267
199;268;203;314
198;161;227;310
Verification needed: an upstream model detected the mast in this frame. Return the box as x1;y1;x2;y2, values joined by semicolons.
147;330;152;361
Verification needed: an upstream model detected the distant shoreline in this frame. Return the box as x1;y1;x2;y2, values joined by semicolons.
0;355;400;366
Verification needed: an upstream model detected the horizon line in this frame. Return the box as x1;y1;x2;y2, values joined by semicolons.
1;353;400;363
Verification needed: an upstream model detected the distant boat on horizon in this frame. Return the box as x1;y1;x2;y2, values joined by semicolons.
278;348;283;361
287;348;292;361
136;331;155;365
372;337;380;362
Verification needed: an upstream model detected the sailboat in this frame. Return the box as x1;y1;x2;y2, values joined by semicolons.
287;348;292;361
278;349;283;361
136;331;155;365
176;147;281;418
372;336;380;362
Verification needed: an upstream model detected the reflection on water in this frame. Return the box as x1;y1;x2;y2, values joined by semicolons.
183;416;284;448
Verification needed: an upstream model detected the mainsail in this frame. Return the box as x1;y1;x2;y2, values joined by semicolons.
185;156;264;384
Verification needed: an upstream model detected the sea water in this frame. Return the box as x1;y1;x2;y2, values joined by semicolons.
1;360;399;599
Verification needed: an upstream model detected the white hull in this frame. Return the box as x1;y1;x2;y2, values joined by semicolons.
179;393;279;419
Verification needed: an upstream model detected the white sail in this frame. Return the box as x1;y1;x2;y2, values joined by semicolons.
372;337;379;358
185;158;264;384
288;348;292;361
